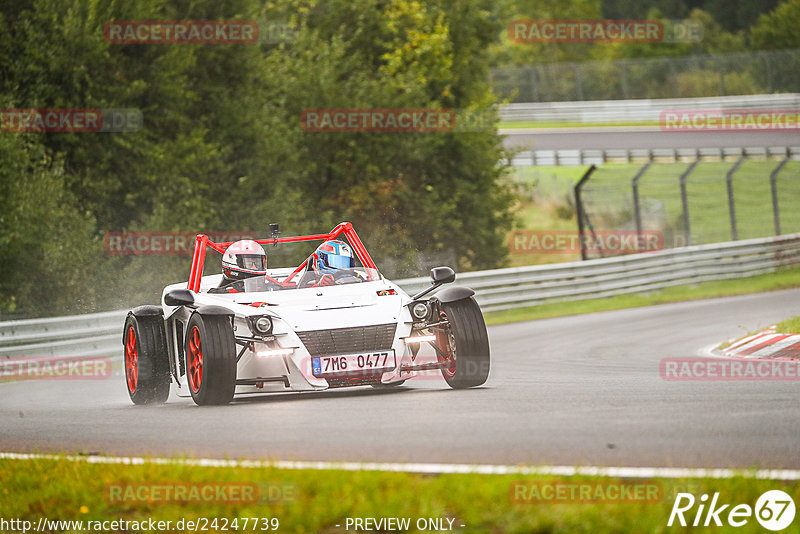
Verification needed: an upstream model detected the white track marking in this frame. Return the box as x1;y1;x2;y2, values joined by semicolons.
747;335;800;358
1;451;799;480
725;333;783;356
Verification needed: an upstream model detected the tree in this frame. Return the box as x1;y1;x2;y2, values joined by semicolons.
750;0;800;49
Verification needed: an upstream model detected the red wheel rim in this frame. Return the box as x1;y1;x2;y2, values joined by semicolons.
435;311;457;379
125;325;138;393
187;325;203;394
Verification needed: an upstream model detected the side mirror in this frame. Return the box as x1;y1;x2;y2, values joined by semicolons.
430;266;455;284
412;266;456;300
164;288;195;307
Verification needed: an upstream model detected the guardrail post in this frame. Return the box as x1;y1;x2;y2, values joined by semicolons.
632;162;653;251
726;156;745;241
574;164;597;260
770;150;790;236
679;156;700;246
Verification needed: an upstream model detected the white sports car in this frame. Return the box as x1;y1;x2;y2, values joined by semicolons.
122;222;490;406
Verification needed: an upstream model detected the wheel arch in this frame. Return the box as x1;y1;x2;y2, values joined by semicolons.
195;305;235;316
430;286;475;304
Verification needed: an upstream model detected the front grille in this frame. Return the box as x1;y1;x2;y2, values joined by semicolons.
296;323;397;357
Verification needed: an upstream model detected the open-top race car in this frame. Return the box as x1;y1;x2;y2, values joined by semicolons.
122;222;490;405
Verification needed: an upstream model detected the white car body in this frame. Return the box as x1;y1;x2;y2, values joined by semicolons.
161;269;429;398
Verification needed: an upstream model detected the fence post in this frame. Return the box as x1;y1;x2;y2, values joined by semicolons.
770;152;790;236
632;162;653;251
726;156;745;241
528;66;540;102
575;165;597;260
679;156;700;246
573;64;584;100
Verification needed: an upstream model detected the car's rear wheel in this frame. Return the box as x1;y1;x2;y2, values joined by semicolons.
123;314;170;405
435;297;490;388
185;314;237;406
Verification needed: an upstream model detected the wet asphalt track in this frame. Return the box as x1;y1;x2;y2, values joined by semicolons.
1;289;799;469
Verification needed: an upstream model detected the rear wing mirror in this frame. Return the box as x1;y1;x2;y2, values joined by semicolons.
164;289;195;307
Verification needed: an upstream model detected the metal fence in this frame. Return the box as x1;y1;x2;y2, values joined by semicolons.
572;148;800;259
3;232;800;358
492;49;800;103
508;146;800;167
0;310;125;360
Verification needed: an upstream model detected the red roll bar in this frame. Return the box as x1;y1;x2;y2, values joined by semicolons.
186;222;377;292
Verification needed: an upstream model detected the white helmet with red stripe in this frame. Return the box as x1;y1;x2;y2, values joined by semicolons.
222;240;267;280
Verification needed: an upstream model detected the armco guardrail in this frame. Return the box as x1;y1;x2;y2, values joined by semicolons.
0;310;126;360
392;233;800;311
499;93;800;123
2;232;799;359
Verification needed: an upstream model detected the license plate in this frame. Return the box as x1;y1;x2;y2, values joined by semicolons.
312;351;396;377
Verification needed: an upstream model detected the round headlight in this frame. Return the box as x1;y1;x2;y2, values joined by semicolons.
411;302;429;321
254;316;273;335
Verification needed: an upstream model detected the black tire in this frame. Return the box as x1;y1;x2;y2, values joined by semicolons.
185;313;237;406
436;297;490;389
123;314;170;405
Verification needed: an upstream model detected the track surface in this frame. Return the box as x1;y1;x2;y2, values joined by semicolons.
501;127;800;151
2;289;799;469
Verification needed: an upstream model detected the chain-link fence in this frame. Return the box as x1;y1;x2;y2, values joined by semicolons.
492;49;800;102
574;149;800;259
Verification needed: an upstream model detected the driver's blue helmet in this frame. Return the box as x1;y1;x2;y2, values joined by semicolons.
313;240;355;275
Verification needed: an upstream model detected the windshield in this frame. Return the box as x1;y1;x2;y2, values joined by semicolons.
212;267;382;294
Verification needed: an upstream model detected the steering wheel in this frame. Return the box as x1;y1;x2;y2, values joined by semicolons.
333;269;365;282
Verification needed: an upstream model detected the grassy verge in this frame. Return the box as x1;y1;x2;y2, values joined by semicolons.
775;316;800;334
1;457;797;533
509;161;800;257
484;267;800;326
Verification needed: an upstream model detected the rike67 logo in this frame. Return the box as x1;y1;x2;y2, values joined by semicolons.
668;490;796;530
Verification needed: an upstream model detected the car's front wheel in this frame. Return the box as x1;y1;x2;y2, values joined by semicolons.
435;297;490;389
185;313;237;406
123;314;170;405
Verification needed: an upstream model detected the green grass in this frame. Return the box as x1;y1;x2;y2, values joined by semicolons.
775;316;800;335
509;161;800;263
2;457;798;533
484;267;800;326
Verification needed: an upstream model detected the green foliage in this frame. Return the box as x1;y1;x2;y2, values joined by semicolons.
750;0;800;50
0;0;514;317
